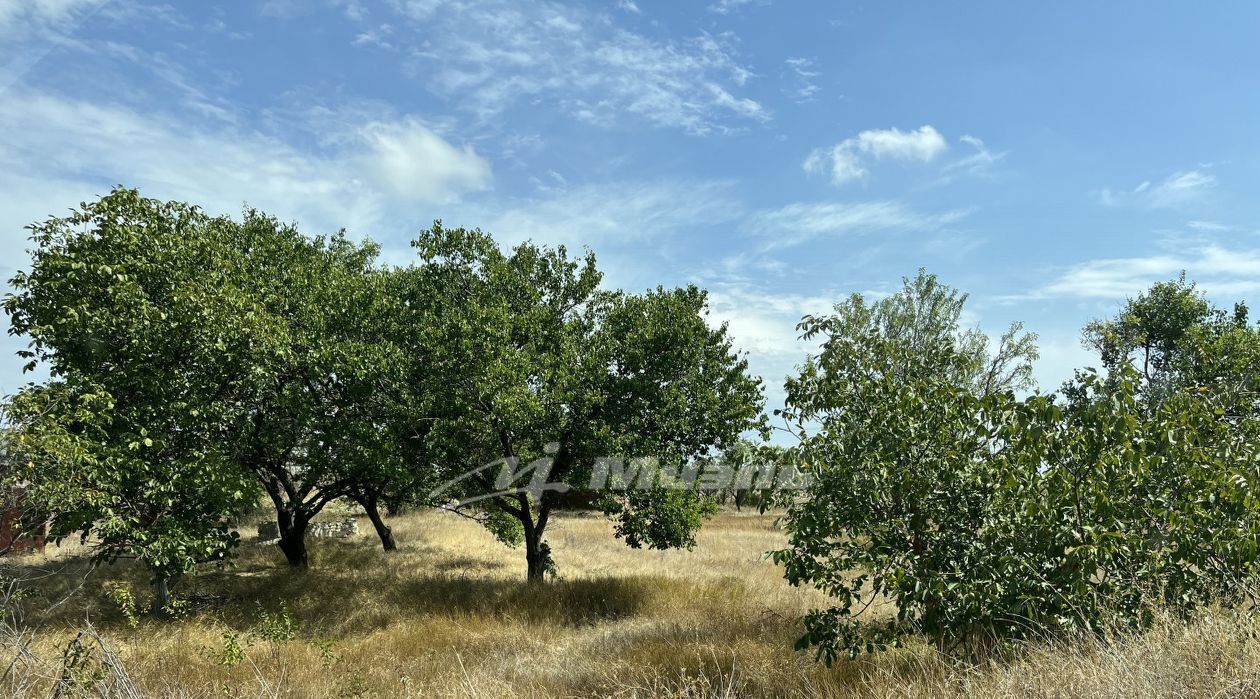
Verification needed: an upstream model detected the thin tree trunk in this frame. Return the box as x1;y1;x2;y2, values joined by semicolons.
363;495;397;552
522;508;550;582
151;576;172;616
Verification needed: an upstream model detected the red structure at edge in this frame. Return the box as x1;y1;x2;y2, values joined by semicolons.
1;488;47;554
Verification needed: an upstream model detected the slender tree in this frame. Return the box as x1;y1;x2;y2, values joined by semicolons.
1084;274;1260;415
411;223;766;580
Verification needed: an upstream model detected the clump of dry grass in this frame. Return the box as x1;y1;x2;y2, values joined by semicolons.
4;509;1260;698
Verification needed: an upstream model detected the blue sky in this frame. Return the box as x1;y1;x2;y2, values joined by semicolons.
3;1;1260;413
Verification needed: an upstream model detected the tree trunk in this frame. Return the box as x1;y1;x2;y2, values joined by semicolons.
522;517;550;582
151;576;172;616
363;495;397;552
525;537;547;581
276;509;310;567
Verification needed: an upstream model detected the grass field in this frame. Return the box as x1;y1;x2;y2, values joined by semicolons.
4;508;1260;698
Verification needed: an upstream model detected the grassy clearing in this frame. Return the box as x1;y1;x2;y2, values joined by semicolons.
4;509;1259;698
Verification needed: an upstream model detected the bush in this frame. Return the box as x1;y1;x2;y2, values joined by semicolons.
775;349;1260;663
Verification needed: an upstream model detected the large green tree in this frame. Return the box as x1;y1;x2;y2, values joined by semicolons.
5;189;428;572
222;214;421;566
4;191;259;608
411;223;766;580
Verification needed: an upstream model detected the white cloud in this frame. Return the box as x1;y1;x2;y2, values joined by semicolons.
0;0;136;93
0;87;491;243
1098;168;1216;209
1029;244;1260;299
355;118;491;202
616;0;640;13
751;200;972;249
386;0;767;135
706;286;833;358
805;125;949;185
351;23;394;49
1031;337;1098;393
0;85;494;392
704;283;835;428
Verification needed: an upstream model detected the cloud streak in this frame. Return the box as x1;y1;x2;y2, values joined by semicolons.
1098;168;1216;209
385;0;768;135
751;200;972;249
1028;244;1260;299
805;125;948;185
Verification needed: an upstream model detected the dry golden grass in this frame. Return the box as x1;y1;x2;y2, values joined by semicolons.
4;508;1260;698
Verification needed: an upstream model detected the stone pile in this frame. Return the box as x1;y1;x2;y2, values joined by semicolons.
256;517;359;542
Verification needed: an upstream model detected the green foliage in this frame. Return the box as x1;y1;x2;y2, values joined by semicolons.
1084;274;1212;388
254;601;299;643
410;222;766;578
4;190;259;581
776;273;1260;664
796;269;1038;398
214;631;247;668
4;188;437;571
103;582;139;629
1082;274;1260;413
600;487;718;550
479;507;525;547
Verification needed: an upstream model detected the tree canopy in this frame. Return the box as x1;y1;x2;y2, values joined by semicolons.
410;223;766;579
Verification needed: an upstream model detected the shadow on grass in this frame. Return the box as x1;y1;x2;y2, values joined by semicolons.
5;535;664;641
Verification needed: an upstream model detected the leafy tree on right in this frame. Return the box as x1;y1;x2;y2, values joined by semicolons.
774;271;1260;663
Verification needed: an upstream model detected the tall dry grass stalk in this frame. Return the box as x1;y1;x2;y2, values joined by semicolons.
3;509;1259;697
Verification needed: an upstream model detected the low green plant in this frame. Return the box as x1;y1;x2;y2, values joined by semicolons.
254;602;299;643
102;582;139;629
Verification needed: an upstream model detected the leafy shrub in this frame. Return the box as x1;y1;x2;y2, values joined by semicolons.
776;333;1260;662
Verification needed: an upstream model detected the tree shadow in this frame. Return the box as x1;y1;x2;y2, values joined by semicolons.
383;573;655;625
5;534;663;639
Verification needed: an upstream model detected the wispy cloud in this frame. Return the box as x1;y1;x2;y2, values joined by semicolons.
1028;244;1260;299
477;179;741;250
706;285;834;358
383;0;767;135
709;0;757;14
0;0;109;38
805;125;949;185
354;118;492;203
938;135;1006;181
751;200;972;249
783;57;820;102
0;0;132;94
1098;168;1216;209
1185;220;1232;232
704;283;835;420
0;87;492;249
351;23;394;49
